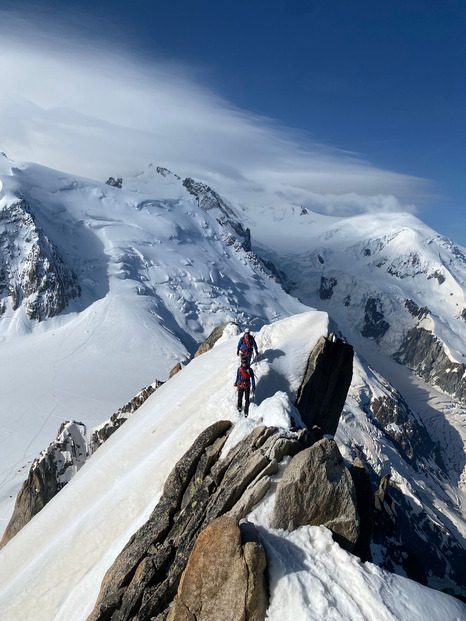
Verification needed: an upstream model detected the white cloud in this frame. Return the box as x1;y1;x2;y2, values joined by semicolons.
0;11;428;215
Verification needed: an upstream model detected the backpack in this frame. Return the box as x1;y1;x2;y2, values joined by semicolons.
239;335;254;355
237;366;252;389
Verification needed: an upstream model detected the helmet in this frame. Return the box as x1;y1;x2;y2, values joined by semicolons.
241;358;248;365
245;328;250;334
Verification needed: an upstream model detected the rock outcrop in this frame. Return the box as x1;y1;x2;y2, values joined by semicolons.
168;517;267;621
349;456;374;562
394;326;466;404
361;296;390;341
169;362;182;378
372;473;466;593
270;437;360;552
87;423;304;621
193;322;236;358
0;421;88;548
0;199;81;320
2;382;162;547
295;334;353;435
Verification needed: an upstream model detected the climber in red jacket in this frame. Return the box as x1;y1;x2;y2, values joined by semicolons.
234;357;256;416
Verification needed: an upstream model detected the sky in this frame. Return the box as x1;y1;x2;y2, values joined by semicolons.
0;0;465;245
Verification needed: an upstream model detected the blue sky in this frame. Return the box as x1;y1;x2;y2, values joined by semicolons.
1;0;465;245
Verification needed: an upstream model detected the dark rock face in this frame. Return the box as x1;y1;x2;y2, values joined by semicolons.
361;297;390;341
87;423;303;621
386;252;426;279
370;472;466;596
168;517;267;621
0;199;80;320
349;457;373;562
319;276;337;300
295;335;353;436
428;270;446;285
193;322;238;358
394;326;466;403
105;177;123;189
2;383;162;547
270;438;359;552
1;421;88;548
371;393;440;467
404;299;429;320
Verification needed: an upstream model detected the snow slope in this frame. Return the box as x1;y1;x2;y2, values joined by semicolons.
0;312;464;621
0;157;305;528
249;206;466;362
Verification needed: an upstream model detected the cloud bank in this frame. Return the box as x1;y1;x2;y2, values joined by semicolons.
0;11;428;215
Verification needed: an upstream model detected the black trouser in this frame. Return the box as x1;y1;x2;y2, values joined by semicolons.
237;387;251;415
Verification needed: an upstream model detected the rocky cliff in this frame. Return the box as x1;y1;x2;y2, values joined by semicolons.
0;198;80;319
394;326;466;403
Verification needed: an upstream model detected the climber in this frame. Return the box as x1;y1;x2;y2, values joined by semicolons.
234;357;256;416
236;328;258;365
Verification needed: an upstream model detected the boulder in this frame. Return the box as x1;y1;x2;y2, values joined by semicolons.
270;437;359;552
295;335;353;436
168;517;267;621
87;424;301;621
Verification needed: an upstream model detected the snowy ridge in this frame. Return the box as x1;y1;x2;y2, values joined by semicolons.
0;312;464;621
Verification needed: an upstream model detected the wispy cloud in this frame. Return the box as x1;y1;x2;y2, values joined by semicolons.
0;10;428;215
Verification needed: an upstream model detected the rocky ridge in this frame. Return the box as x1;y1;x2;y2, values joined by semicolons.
87;422;303;621
1;318;244;548
1;381;162;548
87;330;356;621
86;325;464;620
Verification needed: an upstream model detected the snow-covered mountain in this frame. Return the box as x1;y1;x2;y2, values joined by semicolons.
0;154;465;619
0;154;305;522
252;206;466;402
